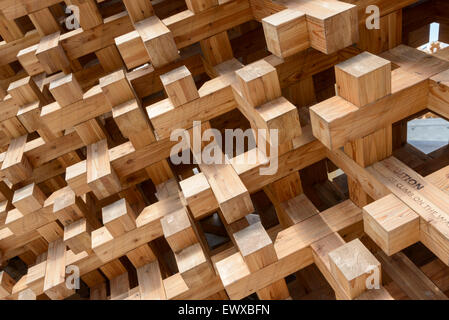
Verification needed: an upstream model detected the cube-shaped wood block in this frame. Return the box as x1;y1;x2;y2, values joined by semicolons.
235;60;281;107
8;76;46;105
294;0;358;54
175;243;214;288
200;161;255;224
36;31;71;75
53;190;89;226
262;9;309;59
95;45;124;73
12;183;46;215
136;261;166;300
65;160;91;196
161;207;198;253
99;69;136;107
87;139;122;200
0;271;15;299
17;45;45;76
160;66;199;107
233;222;277;272
115;30;150;69
200;31;233;66
328;239;381;299
49;73;84;107
1;135;33;185
64;218;93;254
215;252;251;299
179;173;218;220
112;99;156;148
363;194;419;255
74;118;108;145
102;198;137;237
112;99;148;136
254;96;302;144
335;52;391;107
135;16;180;68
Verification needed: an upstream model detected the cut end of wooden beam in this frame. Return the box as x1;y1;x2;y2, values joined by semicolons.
235;59;281;107
161;207;198;253
160;66;199;107
102;198;137;237
233;222;277;272
12;182;46;215
363;194;420;256
49;73;83;107
336;52;392;107
262;9;309;59
328;238;381;299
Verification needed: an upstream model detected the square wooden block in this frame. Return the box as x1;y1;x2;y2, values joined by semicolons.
135;16;180;68
175;243;214;288
49;73;84;107
115;30;150;69
8;76;46;105
87;139;122;200
65;160;91;196
363;194;419;255
1;135;33;185
200;31;233;66
99;69;136;107
233;222;277;272
17;45;45;76
254;96;302;144
36;31;71;75
161;207;198;253
112;99;147;135
328;239;381;299
52;188;88;226
179;173;218;220
235;59;281;107
295;0;358;54
335;51;391;107
160;66;199;107
12;183;46;215
262;9;309;58
64;218;93;254
102;198;137;237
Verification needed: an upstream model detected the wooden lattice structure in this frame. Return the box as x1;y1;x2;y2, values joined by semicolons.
1;0;449;300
